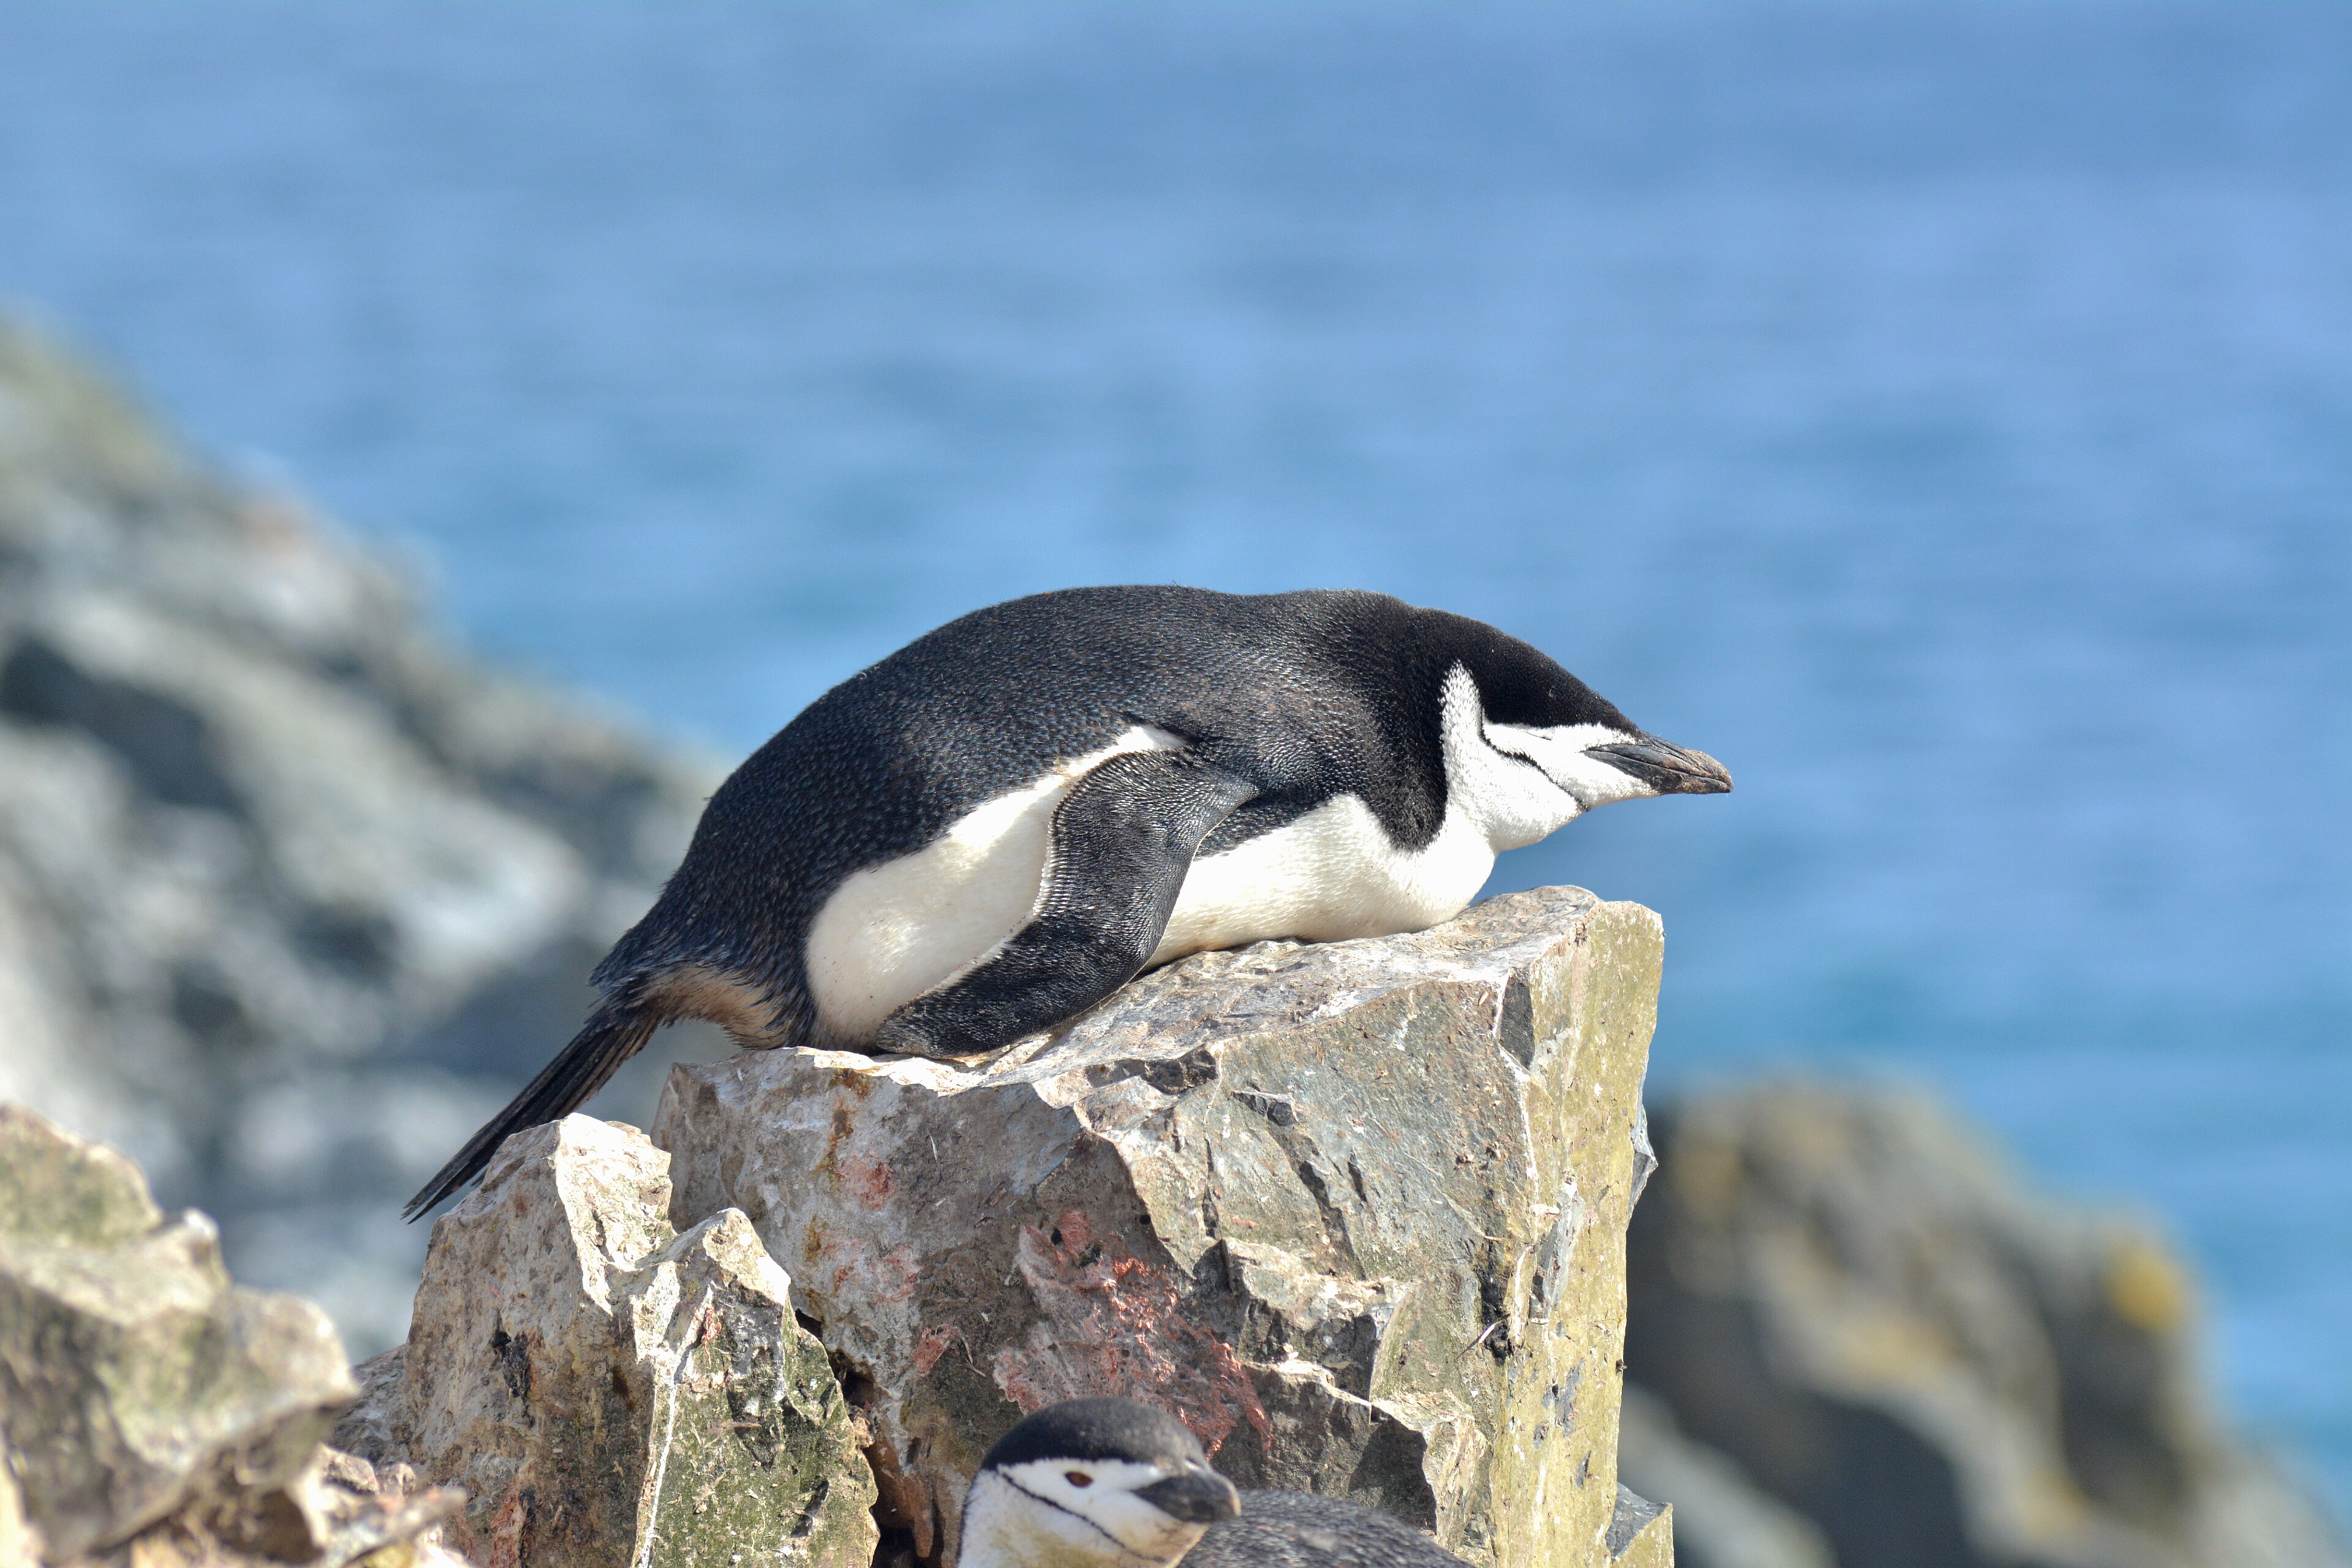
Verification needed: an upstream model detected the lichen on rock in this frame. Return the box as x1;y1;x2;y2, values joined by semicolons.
379;1115;876;1568
0;1106;358;1559
0;1102;469;1568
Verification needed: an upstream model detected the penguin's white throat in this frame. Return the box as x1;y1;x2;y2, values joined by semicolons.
959;1466;1208;1568
1442;666;1649;852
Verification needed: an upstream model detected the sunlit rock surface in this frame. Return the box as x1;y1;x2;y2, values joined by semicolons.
656;886;1671;1568
1625;1085;2350;1568
0;1104;464;1568
345;1116;877;1568
1605;1485;1675;1568
0;1105;354;1558
0;313;722;1351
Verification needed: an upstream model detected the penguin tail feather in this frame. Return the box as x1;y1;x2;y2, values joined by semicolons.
402;997;662;1221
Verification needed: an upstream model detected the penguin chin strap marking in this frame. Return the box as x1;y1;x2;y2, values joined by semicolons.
1435;666;1596;852
997;1472;1135;1553
1477;715;1657;816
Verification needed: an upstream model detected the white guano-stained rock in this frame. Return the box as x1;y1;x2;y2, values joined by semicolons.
655;886;1667;1568
393;1115;876;1568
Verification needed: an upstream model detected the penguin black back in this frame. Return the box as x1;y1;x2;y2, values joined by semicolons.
1191;1493;1469;1568
407;586;1729;1216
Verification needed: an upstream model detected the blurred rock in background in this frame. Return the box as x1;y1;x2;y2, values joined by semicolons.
0;311;726;1354
1624;1084;2348;1568
0;1102;467;1568
1615;1385;1831;1568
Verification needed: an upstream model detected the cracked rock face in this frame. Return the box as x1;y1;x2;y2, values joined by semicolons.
387;1116;876;1568
655;886;1667;1568
0;1104;359;1561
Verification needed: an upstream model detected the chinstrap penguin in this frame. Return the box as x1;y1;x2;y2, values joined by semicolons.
408;586;1728;1215
958;1397;1468;1568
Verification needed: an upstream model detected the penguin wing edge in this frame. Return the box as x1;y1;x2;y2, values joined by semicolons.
872;752;1257;1059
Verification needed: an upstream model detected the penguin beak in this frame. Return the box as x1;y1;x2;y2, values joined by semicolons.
1135;1468;1242;1523
1586;736;1733;796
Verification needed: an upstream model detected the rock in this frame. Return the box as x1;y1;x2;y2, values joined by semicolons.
328;1352;411;1477
1615;1387;1826;1568
382;1115;876;1568
1624;1084;2351;1568
1604;1487;1673;1568
0;1105;357;1558
656;886;1664;1568
186;1445;468;1568
0;311;723;1354
0;1099;162;1248
0;1103;468;1568
2;1429;40;1568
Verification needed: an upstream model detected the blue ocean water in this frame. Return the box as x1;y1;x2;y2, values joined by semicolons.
2;0;2346;1505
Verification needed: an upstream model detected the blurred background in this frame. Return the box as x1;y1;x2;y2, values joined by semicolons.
0;4;2344;1565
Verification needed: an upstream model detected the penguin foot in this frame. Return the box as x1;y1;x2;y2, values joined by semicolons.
869;1006;1002;1061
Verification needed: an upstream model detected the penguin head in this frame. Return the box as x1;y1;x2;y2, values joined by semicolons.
959;1398;1240;1568
1440;621;1732;851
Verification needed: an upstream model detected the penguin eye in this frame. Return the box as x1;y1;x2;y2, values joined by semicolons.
1065;1470;1093;1488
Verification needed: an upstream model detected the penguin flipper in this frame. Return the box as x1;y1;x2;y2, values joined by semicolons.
401;996;661;1219
873;750;1257;1059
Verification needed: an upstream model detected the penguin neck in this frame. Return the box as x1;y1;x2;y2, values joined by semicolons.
1436;666;1583;853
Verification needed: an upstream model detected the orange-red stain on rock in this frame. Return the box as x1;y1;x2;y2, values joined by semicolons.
801;1216;869;1299
911;1323;967;1378
475;1472;529;1568
874;1244;921;1305
806;1216;921;1307
813;1102;858;1185
840;1152;897;1207
993;1209;1272;1459
813;1093;898;1208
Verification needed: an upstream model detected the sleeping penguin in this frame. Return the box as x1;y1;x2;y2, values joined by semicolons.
958;1396;1468;1568
407;586;1728;1215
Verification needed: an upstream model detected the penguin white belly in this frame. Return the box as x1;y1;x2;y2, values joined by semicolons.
803;726;1183;1040
1148;794;1495;967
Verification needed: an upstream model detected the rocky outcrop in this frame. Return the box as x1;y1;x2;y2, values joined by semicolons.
1624;1085;2348;1568
654;886;1672;1568
0;312;722;1352
339;1116;877;1568
0;1103;463;1568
